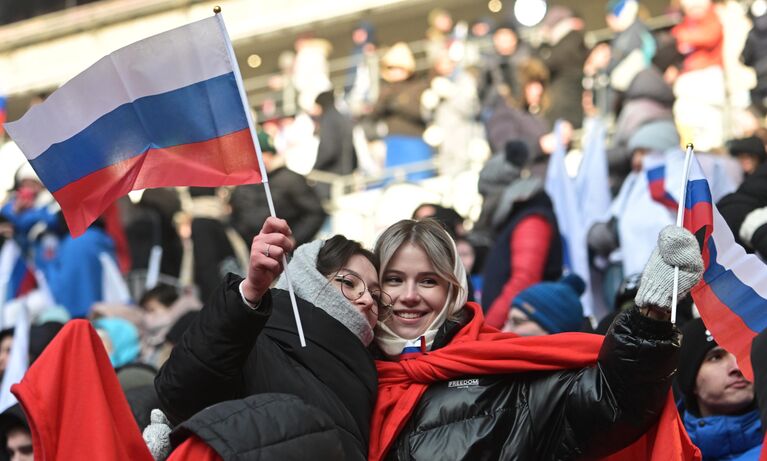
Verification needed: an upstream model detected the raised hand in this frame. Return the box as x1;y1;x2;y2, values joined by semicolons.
635;225;704;316
241;217;294;304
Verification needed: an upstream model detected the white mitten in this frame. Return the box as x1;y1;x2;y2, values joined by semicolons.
635;225;704;311
143;409;172;461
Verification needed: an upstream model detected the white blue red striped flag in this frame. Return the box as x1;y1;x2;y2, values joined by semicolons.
683;156;767;381
4;15;262;236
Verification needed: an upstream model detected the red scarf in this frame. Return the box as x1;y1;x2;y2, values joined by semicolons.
370;303;701;461
168;436;222;461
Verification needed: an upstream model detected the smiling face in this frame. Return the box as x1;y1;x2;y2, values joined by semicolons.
694;346;754;417
329;254;381;329
381;243;450;339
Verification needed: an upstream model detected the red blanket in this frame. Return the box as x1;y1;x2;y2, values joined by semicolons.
11;320;152;461
370;303;701;461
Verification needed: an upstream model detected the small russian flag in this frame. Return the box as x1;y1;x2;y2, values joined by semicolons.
399;336;427;361
683;156;767;381
0;240;37;303
0;95;6;137
644;153;679;212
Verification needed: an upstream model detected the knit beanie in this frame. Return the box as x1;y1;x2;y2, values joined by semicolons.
605;0;636;17
275;240;374;346
257;131;276;154
627;120;681;153
93;317;141;369
0;404;28;440
677;318;718;413
511;274;586;334
726;136;767;163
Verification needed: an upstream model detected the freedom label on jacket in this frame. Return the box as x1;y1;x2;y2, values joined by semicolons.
448;378;480;388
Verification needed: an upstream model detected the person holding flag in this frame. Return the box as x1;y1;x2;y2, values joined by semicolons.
369;218;702;460
3;8;311;340
661;146;767;385
0;164;58;256
644;142;767;457
154;216;392;460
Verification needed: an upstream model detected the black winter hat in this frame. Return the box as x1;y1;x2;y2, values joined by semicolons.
29;321;64;364
677;318;718;412
0;403;28;437
504;140;529;168
727;136;767;163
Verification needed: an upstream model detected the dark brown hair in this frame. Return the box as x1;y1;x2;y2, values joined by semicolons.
316;235;378;276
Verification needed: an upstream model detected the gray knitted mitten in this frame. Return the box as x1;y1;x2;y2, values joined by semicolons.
143;409;172;461
635;225;704;311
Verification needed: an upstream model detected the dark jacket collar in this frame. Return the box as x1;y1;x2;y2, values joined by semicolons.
266;289;377;396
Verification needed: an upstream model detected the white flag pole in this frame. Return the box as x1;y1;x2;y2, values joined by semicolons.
214;7;306;347
671;143;694;324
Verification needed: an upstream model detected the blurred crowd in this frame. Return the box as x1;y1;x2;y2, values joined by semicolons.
2;0;767;460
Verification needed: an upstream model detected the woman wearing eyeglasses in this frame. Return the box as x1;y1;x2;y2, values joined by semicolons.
368;218;703;461
155;217;391;461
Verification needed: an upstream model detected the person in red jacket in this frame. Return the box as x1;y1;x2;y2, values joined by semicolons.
474;142;562;329
671;0;726;150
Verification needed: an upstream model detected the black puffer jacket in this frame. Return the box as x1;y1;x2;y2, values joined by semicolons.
383;307;680;460
155;275;377;461
170;393;345;460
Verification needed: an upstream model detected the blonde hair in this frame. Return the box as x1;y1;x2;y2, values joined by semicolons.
374;219;464;313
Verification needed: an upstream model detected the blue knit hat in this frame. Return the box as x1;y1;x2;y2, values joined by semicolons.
605;0;634;16
512;274;586;334
93;317;140;369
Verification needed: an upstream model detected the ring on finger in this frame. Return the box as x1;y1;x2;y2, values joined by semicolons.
264;244;271;258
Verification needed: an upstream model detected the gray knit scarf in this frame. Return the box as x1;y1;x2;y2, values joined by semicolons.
275;240;374;346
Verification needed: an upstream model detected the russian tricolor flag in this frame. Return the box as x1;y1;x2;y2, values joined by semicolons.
644;153;678;213
0;240;36;304
0;95;6;137
4;15;262;237
683;157;767;381
8;257;36;300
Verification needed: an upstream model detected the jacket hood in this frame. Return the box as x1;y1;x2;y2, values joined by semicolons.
478;151;521;197
625;67;675;106
627;119;680;153
275;240;374;346
171;393;345;459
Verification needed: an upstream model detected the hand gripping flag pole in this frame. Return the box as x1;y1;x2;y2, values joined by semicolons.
214;7;306;347
670;143;694;324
